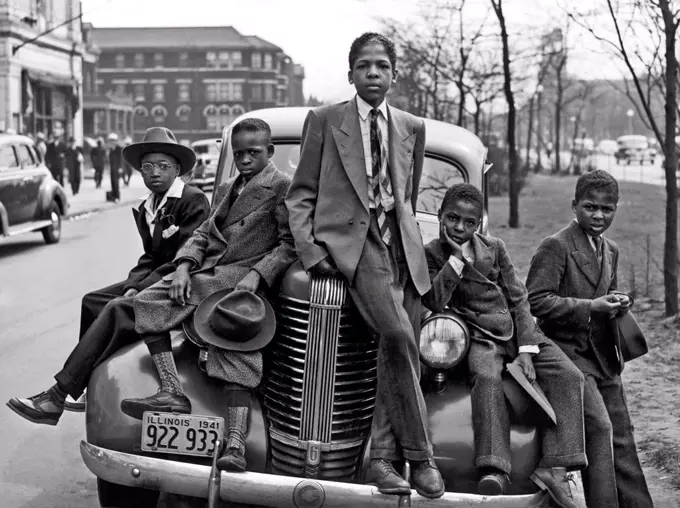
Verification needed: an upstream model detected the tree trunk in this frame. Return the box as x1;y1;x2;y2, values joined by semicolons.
659;0;678;316
492;0;520;228
525;95;535;171
554;70;563;174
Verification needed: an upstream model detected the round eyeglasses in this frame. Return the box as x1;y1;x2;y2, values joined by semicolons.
140;162;178;175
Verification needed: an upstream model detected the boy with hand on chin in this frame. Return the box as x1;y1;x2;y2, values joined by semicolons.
526;170;653;507
423;183;587;508
285;32;444;498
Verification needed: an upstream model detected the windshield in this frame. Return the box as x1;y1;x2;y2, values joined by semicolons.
618;138;648;149
220;142;466;215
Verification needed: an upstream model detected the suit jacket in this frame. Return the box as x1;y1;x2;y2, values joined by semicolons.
526;220;621;378
109;146;123;170
124;184;210;293
285;97;430;295
171;163;297;306
423;234;542;351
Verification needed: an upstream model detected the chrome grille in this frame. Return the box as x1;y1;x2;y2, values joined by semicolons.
264;276;378;481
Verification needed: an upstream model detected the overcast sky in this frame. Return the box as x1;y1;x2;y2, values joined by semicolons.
80;0;624;103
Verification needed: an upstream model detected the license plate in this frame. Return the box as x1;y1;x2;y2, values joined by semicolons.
141;412;224;457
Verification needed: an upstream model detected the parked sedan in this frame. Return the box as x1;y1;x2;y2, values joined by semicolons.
615;135;655;165
0;134;68;244
187;138;220;191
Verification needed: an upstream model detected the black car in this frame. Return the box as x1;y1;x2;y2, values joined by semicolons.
0;134;68;244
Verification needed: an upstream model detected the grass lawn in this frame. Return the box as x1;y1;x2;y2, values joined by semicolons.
488;173;680;507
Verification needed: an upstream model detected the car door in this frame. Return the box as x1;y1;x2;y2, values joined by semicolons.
0;144;23;226
15;143;44;221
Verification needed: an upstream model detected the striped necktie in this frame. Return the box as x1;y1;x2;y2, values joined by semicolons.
593;235;603;263
370;109;391;245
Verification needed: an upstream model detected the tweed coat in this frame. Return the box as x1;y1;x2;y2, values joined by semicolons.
423;234;543;351
124;183;210;293
134;163;297;335
285;97;431;295
526;220;622;379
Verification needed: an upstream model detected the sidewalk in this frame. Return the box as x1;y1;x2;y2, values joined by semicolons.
65;172;149;219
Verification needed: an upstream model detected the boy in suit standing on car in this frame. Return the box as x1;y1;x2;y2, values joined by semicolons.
7;127;210;424
526;170;653;508
285;32;444;499
423;183;586;507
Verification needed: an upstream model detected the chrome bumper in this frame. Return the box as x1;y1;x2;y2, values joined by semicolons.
81;441;549;508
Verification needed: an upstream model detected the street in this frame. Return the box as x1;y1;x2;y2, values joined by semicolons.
0;205;146;507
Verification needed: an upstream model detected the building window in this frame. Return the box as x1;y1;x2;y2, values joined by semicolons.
203;105;220;132
134;105;149;130
232;105;246;117
264;84;274;101
114;84;127;96
232;51;242;66
134;53;144;68
217;82;231;101
153;84;165;102
178;83;191;102
154;53;164;68
150;105;168;123
264;53;273;70
31;85;69;138
205;83;217;102
251;52;261;69
115;54;125;68
134;84;145;102
251;83;262;101
206;52;217;67
218;105;232;127
232;83;243;101
179;52;189;67
176;105;191;122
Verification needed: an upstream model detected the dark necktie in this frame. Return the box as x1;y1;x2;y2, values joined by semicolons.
593;236;603;263
370;109;391;245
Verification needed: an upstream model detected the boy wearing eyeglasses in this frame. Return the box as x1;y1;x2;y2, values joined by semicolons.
7;127;210;423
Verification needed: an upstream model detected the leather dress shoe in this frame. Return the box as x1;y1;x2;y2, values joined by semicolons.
411;458;445;499
478;470;509;496
120;390;191;420
369;459;411;495
7;389;65;426
530;467;581;508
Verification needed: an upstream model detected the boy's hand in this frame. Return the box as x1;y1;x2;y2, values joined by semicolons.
235;270;261;293
512;352;536;383
169;264;191;305
612;293;632;314
590;294;622;319
122;288;139;298
309;257;337;277
440;223;464;260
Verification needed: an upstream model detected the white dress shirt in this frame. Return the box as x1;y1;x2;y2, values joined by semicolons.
574;220;603;255
356;95;394;211
140;177;185;235
447;240;540;355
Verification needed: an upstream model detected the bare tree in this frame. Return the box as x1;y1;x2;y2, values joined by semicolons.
491;0;520;228
569;0;679;316
465;49;504;135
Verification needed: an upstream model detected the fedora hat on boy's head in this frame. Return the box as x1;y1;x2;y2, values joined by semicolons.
192;289;276;352
122;127;196;176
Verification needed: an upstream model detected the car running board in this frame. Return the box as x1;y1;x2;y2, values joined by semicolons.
80;441;550;508
5;220;53;237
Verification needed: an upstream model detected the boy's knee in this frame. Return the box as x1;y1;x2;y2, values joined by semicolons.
471;368;503;388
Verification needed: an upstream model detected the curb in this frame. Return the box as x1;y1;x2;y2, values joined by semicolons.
66;196;141;222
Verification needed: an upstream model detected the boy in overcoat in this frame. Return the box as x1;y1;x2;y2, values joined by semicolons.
120;118;297;470
7;127;210;425
526;170;653;508
423;183;586;508
284;32;444;499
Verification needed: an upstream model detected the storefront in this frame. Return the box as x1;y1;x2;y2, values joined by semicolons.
21;69;79;139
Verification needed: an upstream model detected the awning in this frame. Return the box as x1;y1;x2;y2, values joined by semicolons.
24;69;76;88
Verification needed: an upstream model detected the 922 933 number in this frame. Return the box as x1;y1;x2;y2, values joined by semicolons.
144;425;220;454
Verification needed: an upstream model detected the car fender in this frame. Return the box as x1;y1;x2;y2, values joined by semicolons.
37;178;68;219
85;334;268;473
0;201;8;235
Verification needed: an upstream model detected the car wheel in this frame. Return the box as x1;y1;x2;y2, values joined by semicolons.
41;202;62;244
97;478;159;508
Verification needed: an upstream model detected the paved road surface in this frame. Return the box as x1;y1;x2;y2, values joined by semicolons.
0;205;149;507
594;154;671;187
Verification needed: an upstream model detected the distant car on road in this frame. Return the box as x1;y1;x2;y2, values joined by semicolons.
0;134;68;244
615;135;655;165
187;138;220;191
597;139;618;155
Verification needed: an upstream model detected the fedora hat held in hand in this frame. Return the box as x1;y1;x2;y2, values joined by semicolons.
122;127;196;176
191;289;276;352
504;362;557;426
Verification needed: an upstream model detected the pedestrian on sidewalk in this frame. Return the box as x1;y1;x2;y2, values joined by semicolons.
65;137;83;196
46;132;67;186
35;132;47;163
107;133;122;202
122;136;133;186
90;137;106;189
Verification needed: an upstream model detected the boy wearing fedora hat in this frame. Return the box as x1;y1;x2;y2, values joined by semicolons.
526;171;653;508
7;127;210;425
423;184;586;507
120;118;297;471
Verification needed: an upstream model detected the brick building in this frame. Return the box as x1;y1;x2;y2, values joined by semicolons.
89;26;306;144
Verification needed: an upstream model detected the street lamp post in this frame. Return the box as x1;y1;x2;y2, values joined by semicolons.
627;109;634;134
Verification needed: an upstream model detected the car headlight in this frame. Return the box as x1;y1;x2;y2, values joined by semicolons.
419;310;470;370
